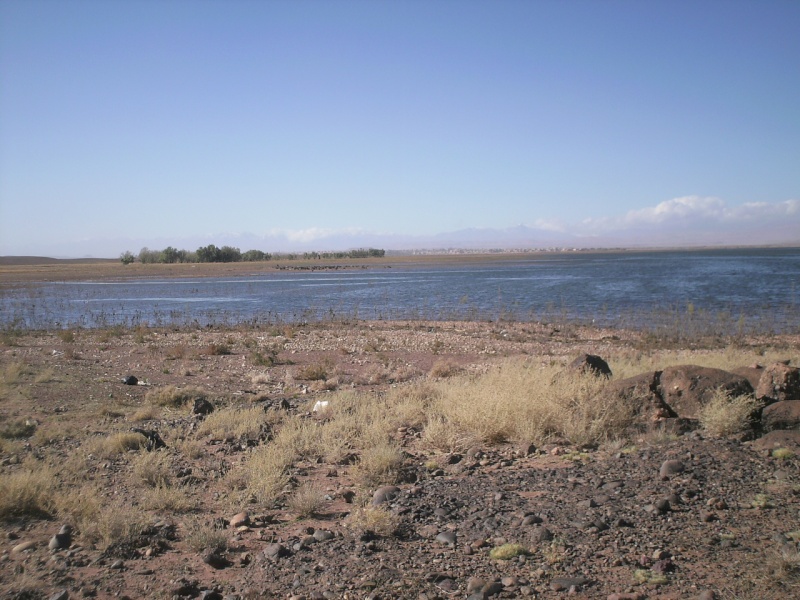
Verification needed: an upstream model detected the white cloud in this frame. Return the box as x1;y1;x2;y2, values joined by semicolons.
578;196;800;235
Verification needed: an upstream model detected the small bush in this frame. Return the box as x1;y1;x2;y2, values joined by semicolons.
0;418;37;439
203;343;232;356
195;406;267;442
489;543;528;560
184;517;228;553
83;501;147;552
141;485;195;512
132;451;172;487
296;362;329;381
346;505;400;537
287;482;326;518
86;432;147;458
243;444;293;506
773;447;795;460
351;442;404;487
146;385;207;408
429;359;462;379
0;465;56;521
698;390;760;437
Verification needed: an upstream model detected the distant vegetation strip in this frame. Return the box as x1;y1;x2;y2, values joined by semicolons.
121;245;386;265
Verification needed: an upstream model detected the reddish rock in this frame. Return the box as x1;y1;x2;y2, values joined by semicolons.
568;353;612;378
756;362;800;402
597;371;674;424
731;365;764;390
761;400;800;431
751;429;800;451
658;366;753;419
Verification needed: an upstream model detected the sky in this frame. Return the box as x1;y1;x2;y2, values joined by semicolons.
1;0;798;257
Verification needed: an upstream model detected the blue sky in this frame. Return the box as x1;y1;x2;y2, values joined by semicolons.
1;0;798;257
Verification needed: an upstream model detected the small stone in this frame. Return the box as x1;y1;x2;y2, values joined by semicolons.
263;543;289;560
700;510;718;522
550;576;588;592
11;541;36;554
481;581;504;597
607;594;644;600
110;559;124;569
435;531;457;547
313;529;334;542
659;459;685;480
655;498;671;513
696;591;716;600
466;578;486;594
371;485;400;506
49;591;69;600
203;550;229;569
229;512;250;528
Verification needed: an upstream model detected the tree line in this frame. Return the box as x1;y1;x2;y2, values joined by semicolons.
120;245;385;264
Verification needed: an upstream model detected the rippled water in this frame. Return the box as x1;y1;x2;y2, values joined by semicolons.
1;248;799;333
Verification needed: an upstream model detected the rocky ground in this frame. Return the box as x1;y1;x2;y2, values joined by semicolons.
0;320;798;600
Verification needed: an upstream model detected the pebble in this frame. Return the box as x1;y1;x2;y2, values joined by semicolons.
263;543;289;560
11;541;36;554
550;576;588;592
229;512;250;528
49;591;69;600
607;594;644;600
372;485;401;506
659;459;685;479
435;531;457;546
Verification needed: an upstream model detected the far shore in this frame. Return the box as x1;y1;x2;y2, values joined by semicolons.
2;245;796;283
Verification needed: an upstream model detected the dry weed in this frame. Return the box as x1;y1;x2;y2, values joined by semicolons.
146;385;207;408
351;442;404;487
242;444;293;506
287;482;326;518
346;505;400;537
183;517;228;552
195;406;268;442
699;389;761;437
429;359;462;379
141;485;196;512
0;463;56;520
132;451;173;487
85;431;147;458
129;405;159;422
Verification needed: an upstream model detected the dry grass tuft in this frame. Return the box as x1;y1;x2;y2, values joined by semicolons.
132;451;173;487
83;501;147;552
242;444;293;506
196;406;270;442
698;389;760;437
0;417;37;439
141;485;196;512
146;385;207;408
86;431;147;458
351;442;404;487
346;505;400;537
129;405;159;422
0;464;56;521
184;517;228;553
296;362;330;381
287;482;326;518
429;359;462;379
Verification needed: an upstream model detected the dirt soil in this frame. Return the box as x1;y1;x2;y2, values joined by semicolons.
1;320;798;600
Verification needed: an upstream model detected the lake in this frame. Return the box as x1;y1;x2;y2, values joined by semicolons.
1;248;799;334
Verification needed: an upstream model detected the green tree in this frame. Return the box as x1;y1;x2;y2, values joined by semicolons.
120;250;135;265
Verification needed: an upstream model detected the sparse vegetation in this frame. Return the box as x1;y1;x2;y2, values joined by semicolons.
699;389;760;437
489;543;528;560
146;385;208;408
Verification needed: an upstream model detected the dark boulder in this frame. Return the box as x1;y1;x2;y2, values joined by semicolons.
761;400;800;431
569;354;612;378
192;398;215;416
130;428;167;451
731;365;764;390
658;366;753;419
122;375;138;385
596;371;675;426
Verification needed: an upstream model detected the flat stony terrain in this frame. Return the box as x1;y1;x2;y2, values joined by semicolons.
0;320;798;600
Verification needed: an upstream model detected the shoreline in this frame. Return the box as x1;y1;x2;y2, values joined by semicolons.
2;245;797;283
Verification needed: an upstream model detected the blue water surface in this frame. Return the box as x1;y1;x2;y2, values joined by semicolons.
1;248;798;333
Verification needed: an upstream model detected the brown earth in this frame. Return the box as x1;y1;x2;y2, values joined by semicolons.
1;320;799;600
